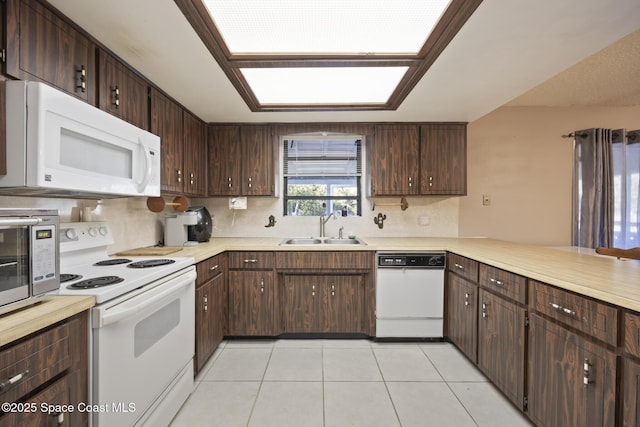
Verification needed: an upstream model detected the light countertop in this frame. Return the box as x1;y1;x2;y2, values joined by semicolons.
4;237;639;348
0;296;95;348
174;236;640;312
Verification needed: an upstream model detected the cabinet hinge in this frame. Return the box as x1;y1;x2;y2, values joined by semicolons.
523;396;528;410
524;316;530;328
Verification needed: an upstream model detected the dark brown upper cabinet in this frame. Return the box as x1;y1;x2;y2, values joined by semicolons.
420;123;467;195
368;124;420;196
182;111;208;196
368;123;467;197
208;125;241;196
208;124;276;197
150;88;184;194
241;125;276;196
5;0;95;104
97;49;148;130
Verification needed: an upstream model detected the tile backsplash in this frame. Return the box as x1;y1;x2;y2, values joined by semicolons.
191;196;459;239
1;195;459;253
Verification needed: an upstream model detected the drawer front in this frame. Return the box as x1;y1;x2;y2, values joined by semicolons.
0;323;71;403
229;251;274;269
1;375;70;427
276;251;374;270
624;311;640;358
479;264;527;304
530;280;618;346
196;253;227;284
447;253;478;282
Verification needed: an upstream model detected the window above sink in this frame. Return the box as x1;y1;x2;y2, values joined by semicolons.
283;133;363;217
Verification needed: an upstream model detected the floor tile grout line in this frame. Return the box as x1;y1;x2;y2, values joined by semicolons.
370;346;404;427
243;344;275;427
419;345;481;427
321;345;326;427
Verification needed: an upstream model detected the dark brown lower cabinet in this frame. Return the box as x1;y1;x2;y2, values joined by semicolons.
0;312;88;427
195;271;227;373
477;289;526;409
624;358;640;426
282;274;361;333
446;272;478;362
527;313;616;427
228;270;275;335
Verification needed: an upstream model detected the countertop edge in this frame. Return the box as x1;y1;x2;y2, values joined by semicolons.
0;296;95;348
173;237;640;312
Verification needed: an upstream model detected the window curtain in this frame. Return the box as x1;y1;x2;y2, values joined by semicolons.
572;128;615;248
612;129;640;248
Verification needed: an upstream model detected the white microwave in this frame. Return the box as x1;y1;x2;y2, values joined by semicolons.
0;81;160;198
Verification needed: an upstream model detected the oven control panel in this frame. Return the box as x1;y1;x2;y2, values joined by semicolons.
59;222;114;253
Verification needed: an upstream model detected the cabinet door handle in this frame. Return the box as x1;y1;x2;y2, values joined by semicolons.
408;176;413;188
243;259;258;264
228;177;233;188
312;284;315;297
0;369;29;392
77;65;87;92
583;358;592;387
454;263;465;271
464;292;470;306
54;412;64;426
203;294;208;312
429;176;433;187
331;283;335;296
112;85;120;108
177;169;182;183
260;278;264;293
482;302;487;318
489;278;504;286
190;172;195;185
549;302;577;317
209;265;219;271
248;177;252;189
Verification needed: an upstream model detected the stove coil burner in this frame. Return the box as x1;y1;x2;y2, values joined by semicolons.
128;259;176;268
94;258;132;266
60;274;82;283
67;276;124;289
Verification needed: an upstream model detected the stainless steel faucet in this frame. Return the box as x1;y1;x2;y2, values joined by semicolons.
319;212;336;237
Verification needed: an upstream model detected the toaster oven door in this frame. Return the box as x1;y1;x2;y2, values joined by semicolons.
0;224;30;308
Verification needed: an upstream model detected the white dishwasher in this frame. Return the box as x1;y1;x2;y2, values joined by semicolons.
375;252;446;338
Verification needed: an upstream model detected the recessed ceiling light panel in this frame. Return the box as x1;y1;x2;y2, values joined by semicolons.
240;67;409;104
204;0;451;55
177;0;482;110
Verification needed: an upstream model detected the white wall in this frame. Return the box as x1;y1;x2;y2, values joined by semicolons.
460;105;640;245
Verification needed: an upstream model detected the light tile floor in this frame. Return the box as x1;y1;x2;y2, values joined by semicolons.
169;340;533;427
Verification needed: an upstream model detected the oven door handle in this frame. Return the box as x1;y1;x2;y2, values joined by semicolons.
0;217;42;227
97;271;195;328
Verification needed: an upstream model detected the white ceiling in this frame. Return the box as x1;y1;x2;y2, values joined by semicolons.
49;0;640;123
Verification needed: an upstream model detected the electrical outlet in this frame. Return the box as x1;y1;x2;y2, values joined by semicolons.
482;195;491;206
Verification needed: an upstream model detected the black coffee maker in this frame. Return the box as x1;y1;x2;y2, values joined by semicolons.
185;206;212;242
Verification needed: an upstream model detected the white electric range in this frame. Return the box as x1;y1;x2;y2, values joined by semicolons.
57;222;196;427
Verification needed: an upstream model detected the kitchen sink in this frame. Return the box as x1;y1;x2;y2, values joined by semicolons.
323;238;365;245
280;237;366;246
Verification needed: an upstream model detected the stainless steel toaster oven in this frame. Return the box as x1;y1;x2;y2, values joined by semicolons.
0;209;59;311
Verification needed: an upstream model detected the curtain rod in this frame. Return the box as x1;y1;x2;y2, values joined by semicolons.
561;132;588;139
562;130;640;141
